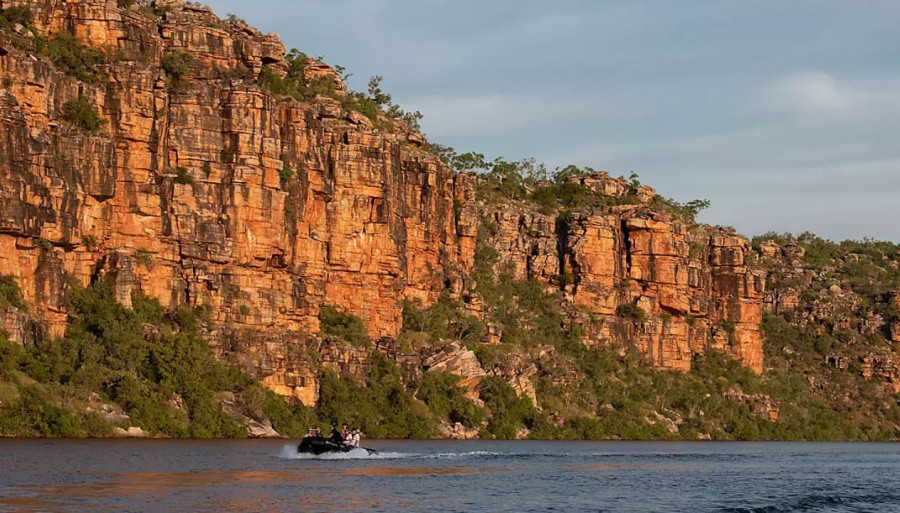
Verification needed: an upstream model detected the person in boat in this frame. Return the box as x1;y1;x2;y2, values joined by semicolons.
329;422;344;444
340;424;350;441
346;428;360;448
306;427;317;438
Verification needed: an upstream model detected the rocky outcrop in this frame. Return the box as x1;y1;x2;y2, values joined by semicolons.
422;341;486;396
861;354;900;394
437;421;480;439
476;204;765;373
1;306;41;348
0;0;767;409
725;388;780;422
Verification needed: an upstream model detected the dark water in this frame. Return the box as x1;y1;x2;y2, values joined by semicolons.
0;440;898;512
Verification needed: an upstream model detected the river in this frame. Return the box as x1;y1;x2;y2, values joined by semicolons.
1;440;898;512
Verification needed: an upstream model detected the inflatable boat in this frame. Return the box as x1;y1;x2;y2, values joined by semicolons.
298;436;374;455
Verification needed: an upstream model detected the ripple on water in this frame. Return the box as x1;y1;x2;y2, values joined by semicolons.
3;440;900;513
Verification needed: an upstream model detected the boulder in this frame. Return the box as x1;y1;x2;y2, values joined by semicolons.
114;427;150;438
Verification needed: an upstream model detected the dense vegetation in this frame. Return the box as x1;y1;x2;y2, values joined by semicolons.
318;305;370;348
9;272;847;441
0;280;273;437
0;277;496;439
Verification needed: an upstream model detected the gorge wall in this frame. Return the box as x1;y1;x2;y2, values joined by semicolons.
0;0;765;407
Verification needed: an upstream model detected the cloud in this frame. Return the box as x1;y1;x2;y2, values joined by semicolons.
775;71;860;114
206;0;900;241
408;95;530;136
409;94;608;139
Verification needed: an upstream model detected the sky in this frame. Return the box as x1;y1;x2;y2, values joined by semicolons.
210;0;900;241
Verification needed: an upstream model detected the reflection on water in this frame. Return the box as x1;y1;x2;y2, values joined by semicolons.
2;440;900;513
98;470;309;484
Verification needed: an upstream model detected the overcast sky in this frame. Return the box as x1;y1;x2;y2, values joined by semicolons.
210;0;900;242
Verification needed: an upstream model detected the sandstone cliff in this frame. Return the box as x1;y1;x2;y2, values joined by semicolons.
0;0;765;411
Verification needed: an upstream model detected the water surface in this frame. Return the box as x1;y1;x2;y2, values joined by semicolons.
0;440;897;512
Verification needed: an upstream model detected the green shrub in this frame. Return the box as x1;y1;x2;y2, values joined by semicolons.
174;167;193;184
616;303;646;323
719;320;736;334
0;386;82;437
44;32;106;82
135;250;154;268
242;385;316;437
257;50;337;102
161;51;194;89
136;1;162;19
319;305;369;347
257;51;422;131
0;335;24;379
226;14;247;25
401;294;486;346
417;372;484;428
61;97;106;133
81;413;115;437
81;235;98;251
279;157;295;182
0;275;26;310
0;6;34;32
478;377;545;439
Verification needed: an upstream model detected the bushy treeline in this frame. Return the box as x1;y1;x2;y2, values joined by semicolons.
755;231;900;299
429;145;710;223
3;263;899;440
257;49;422;132
0;280;296;437
0;277;505;439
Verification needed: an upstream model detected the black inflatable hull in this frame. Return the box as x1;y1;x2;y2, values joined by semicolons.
298;437;354;455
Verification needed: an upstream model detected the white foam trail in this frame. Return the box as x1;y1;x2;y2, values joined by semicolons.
421;451;502;460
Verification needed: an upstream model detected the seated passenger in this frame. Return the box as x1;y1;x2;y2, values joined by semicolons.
347;428;361;448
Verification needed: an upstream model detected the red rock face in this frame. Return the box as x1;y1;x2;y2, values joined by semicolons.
0;0;766;404
477;205;765;373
